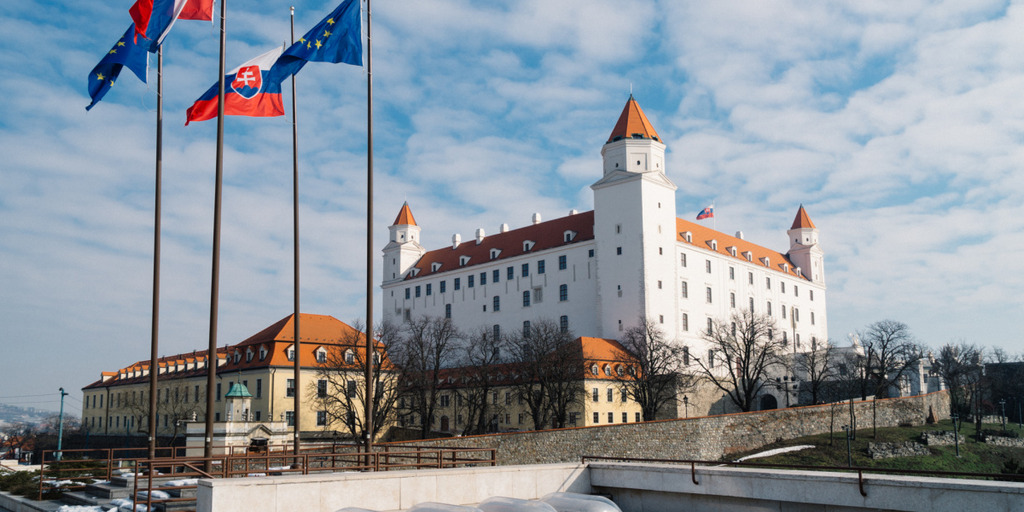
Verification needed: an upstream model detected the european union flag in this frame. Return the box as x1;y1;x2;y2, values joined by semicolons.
271;0;362;81
86;24;148;111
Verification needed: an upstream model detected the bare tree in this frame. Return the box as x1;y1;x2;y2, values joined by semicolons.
390;316;461;438
792;338;837;405
615;318;696;421
124;385;200;445
506;319;583;430
932;341;983;418
858;320;924;399
452;327;506;435
696;310;785;412
314;320;399;441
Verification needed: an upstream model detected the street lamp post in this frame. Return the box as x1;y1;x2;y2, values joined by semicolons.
1000;399;1007;431
683;396;689;418
951;413;960;458
841;425;853;467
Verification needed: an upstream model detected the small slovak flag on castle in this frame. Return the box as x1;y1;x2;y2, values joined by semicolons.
696;205;714;220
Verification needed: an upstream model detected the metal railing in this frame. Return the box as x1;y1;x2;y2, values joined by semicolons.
36;445;495;507
580;455;1024;497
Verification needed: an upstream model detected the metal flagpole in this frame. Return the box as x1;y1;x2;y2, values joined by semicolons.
148;47;164;461
204;0;228;462
363;0;375;454
290;6;303;461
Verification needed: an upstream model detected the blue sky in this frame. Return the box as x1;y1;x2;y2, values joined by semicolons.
2;0;1023;413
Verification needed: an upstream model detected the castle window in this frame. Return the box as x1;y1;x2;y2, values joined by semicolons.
560;315;569;333
706;287;712;303
766;277;771;289
523;321;531;338
617;247;622;255
810;290;814;301
345;349;355;364
315;347;327;363
493;324;500;340
538;260;546;274
705;260;711;273
522;263;529;277
559;284;568;301
405;288;410;299
493;269;500;282
708;350;715;368
749;297;754;312
563;230;577;242
682;313;689;332
681;281;688;298
431;262;442;272
794;285;799;297
707;318;713;335
780;281;785;293
523;291;531;307
454;278;461;290
748;272;754;285
490;248;501;260
480;272;487;285
659;314;664;324
523;240;536;252
507;266;514;280
468;275;474;288
440;280;447;293
558;255;567;270
426;283;432;296
811;311;815;325
658;280;663;289
710;240;718;251
246;348;254;362
415;285;421;298
459;255;471;266
589;249;595;257
445;304;451;319
683;346;690;365
767;302;772;316
493;296;500;312
680;253;687;267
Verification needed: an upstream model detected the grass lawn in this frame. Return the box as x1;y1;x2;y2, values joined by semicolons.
727;420;1024;476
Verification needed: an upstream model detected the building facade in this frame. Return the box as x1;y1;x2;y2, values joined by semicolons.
382;97;829;416
81;314;379;440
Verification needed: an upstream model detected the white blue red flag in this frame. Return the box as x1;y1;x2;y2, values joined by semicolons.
185;47;285;125
696;205;714;220
130;0;214;53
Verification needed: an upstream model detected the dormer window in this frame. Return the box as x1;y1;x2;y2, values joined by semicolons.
431;262;443;272
245;348;254;362
795;266;802;277
782;263;789;273
286;345;295;361
709;240;718;251
409;268;421;277
727;246;737;257
259;345;267;361
344;349;355;364
233;350;241;364
743;251;753;262
563;230;577;243
314;346;327;363
523;240;536;252
489;248;501;260
761;256;770;267
459;255;471;266
682;231;693;243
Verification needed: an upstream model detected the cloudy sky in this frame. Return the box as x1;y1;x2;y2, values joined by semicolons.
2;0;1022;413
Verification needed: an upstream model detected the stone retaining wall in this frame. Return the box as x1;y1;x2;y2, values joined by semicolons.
386;391;950;463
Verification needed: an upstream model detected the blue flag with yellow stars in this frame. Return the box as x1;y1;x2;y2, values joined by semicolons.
87;24;148;111
270;0;362;82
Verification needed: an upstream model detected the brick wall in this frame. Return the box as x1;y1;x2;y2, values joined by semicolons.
385;391;950;463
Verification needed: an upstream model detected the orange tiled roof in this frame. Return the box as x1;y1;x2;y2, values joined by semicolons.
677;218;806;280
393;202;417;226
404;211;594;280
790;205;816;229
83;314;382;390
607;96;660;143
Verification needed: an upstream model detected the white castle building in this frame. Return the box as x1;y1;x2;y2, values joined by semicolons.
381;97;828;414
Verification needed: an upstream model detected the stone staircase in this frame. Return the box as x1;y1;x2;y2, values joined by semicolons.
61;474;198;511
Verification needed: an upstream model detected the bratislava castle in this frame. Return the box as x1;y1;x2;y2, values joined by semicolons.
381;97;827;366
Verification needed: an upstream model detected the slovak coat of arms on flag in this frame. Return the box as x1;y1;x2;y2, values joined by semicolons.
231;65;263;99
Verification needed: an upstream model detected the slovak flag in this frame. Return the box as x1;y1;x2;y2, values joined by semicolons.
185;47;285;126
696;205;714;220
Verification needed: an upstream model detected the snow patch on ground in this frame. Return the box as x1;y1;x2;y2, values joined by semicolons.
734;445;815;462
